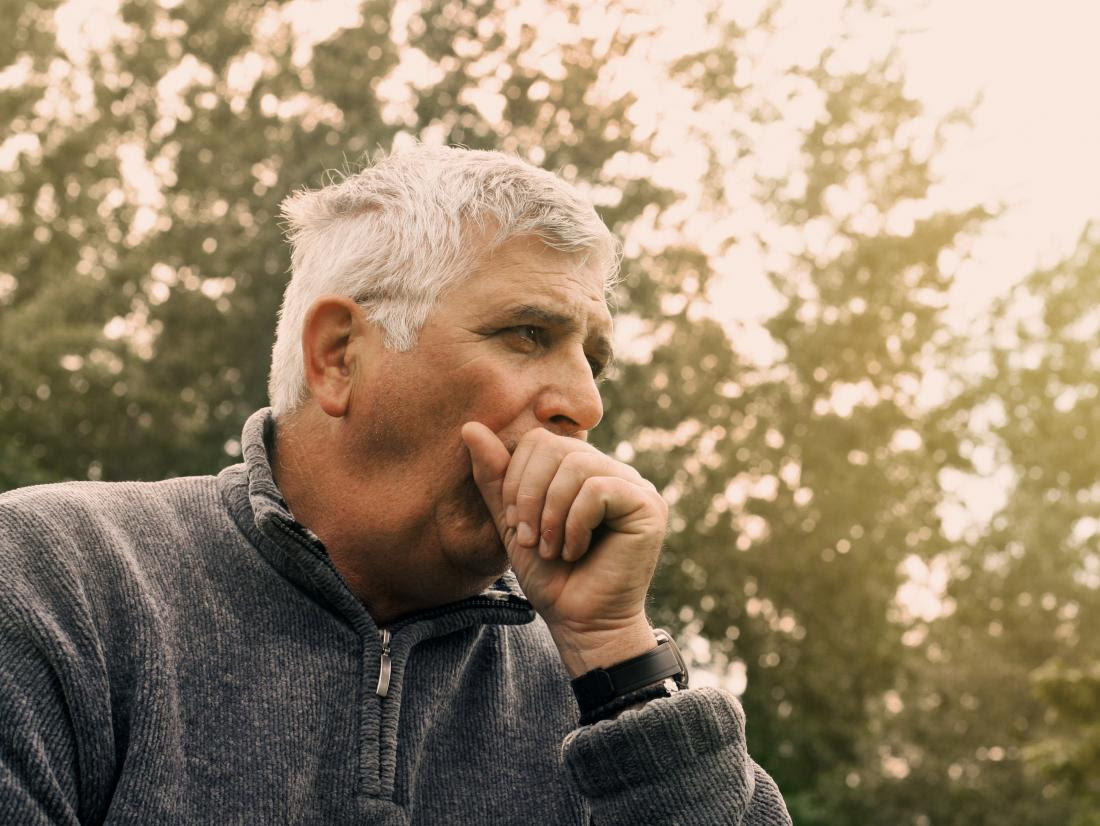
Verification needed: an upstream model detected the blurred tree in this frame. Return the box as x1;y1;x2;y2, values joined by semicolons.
853;225;1100;825
612;9;989;820
1029;660;1100;826
1;0;315;483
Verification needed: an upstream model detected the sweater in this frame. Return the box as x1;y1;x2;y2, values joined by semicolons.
0;409;792;825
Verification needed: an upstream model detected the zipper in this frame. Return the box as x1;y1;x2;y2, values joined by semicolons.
388;594;530;633
274;521;527;699
373;595;529;698
375;628;392;697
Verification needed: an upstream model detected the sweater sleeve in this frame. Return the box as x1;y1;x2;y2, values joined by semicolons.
0;494;114;826
0;612;83;826
561;688;792;826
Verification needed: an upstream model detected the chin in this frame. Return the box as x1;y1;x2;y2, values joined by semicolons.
436;485;510;580
444;523;510;579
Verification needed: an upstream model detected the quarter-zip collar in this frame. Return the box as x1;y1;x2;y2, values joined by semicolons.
217;408;534;637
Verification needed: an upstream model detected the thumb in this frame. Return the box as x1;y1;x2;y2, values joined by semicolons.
460;421;510;533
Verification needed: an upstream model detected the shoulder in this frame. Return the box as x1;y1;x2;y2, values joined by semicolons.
0;476;224;547
0;476;226;619
0;474;222;513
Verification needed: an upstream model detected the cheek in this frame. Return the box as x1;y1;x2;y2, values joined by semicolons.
459;366;536;432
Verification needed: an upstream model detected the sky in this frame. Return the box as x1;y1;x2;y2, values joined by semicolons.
895;0;1099;549
695;0;1100;334
895;0;1100;327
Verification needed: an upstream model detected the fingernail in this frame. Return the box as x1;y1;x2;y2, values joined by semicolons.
506;504;517;528
539;536;552;559
517;522;534;546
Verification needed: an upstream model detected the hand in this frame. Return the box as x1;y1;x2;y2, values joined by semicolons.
461;423;668;677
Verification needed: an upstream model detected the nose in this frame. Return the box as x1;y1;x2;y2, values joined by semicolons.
534;352;604;438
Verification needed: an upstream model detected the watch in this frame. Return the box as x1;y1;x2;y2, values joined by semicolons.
570;628;689;718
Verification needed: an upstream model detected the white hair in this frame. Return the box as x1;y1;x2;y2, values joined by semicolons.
267;144;621;418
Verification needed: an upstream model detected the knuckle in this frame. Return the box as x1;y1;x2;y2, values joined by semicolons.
559;451;591;475
525;427;556;447
581;475;609;497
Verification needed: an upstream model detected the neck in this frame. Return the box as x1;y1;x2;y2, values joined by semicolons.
271;406;498;625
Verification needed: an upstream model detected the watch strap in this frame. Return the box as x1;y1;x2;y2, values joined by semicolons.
571;629;688;716
578;681;672;726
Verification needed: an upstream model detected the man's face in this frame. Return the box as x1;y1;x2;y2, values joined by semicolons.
347;235;613;580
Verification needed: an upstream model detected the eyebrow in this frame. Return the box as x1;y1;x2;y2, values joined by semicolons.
504;303;615;365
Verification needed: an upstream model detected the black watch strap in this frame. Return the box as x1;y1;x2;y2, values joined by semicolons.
570;629;689;716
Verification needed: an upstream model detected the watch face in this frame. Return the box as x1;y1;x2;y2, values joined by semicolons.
654;629;690;689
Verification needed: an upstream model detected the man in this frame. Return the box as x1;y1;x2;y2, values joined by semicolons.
0;146;791;824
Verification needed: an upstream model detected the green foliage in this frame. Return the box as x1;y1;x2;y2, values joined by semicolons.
1029;660;1100;822
850;224;1100;825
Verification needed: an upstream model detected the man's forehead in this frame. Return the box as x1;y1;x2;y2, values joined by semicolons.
470;240;613;319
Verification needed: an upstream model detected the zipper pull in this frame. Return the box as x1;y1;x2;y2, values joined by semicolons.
375;628;392;698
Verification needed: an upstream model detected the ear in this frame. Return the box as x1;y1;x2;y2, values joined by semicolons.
301;296;375;418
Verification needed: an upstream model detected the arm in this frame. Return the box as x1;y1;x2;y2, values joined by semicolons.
0;498;113;826
0;606;83;825
463;424;792;825
562;689;790;825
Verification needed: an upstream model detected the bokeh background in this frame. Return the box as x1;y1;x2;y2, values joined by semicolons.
2;0;1098;822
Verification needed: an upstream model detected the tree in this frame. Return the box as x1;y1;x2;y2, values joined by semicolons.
845;223;1100;826
1029;660;1100;826
632;19;989;815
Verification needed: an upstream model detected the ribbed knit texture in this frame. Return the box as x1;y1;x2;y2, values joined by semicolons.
0;409;791;825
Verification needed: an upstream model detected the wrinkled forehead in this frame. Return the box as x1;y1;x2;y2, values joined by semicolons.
486;234;611;290
455;234;615;354
483;236;612;313
462;216;615;287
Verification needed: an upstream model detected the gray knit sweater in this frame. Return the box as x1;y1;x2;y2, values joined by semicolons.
0;410;791;825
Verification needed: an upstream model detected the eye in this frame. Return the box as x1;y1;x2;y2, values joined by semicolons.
506;325;546;348
513;325;542;343
587;356;605;378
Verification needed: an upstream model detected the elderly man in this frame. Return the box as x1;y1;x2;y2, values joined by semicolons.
0;146;790;824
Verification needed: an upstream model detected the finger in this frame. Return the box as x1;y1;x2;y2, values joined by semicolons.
460;422;510;533
561;477;609;563
503;429;560;547
540;451;655;560
538;452;605;560
514;442;569;552
501;432;539;530
562;476;658;563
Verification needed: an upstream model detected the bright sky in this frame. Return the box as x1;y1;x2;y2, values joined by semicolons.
895;0;1100;325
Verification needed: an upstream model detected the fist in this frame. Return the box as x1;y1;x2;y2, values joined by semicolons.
461;423;668;676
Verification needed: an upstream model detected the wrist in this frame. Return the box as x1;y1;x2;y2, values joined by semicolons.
548;616;657;679
570;628;690;723
577;682;672;726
